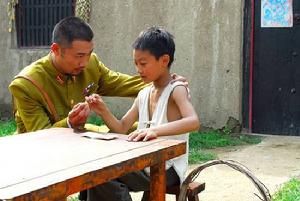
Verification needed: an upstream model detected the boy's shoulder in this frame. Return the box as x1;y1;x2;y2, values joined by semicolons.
170;81;187;93
137;82;187;100
169;82;189;100
170;81;186;88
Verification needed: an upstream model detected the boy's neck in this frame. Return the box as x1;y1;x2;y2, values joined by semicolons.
152;73;172;89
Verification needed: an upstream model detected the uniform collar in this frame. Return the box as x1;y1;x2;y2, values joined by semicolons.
45;52;72;85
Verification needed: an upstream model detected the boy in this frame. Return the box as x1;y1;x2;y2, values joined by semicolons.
85;26;200;201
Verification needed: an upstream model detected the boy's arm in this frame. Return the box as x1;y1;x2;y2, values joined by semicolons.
88;95;139;134
128;86;199;141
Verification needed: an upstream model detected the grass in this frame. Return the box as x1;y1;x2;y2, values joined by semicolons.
0;119;16;137
188;130;262;164
189;148;217;164
272;178;300;201
86;113;104;126
189;130;261;149
0;114;103;137
67;196;79;201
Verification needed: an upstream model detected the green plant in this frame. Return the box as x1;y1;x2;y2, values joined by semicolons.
221;125;232;135
67;196;79;201
272;178;300;201
86;113;104;126
7;0;18;32
75;0;91;22
0;119;16;137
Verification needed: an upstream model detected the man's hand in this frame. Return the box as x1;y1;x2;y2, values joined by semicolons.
171;73;188;86
171;73;191;99
68;102;90;129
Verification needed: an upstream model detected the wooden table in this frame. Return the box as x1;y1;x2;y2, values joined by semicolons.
0;128;186;201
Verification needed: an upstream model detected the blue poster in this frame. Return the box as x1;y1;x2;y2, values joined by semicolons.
261;0;293;27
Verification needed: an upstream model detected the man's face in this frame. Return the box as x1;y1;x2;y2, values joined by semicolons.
52;40;94;75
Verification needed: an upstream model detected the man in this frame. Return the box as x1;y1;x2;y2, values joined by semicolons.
9;16;146;133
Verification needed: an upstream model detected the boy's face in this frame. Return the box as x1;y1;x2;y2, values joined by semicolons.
133;49;169;83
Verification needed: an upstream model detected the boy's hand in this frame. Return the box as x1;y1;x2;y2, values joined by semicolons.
127;129;158;141
85;94;107;115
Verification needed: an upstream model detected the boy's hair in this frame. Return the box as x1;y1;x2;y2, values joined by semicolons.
132;26;175;68
52;16;93;47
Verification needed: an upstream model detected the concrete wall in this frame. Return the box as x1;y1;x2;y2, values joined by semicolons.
0;0;243;128
0;1;49;119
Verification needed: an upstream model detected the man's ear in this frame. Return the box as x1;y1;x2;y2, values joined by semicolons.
161;54;170;67
51;43;60;56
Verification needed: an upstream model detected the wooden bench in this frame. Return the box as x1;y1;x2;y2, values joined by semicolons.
142;181;205;201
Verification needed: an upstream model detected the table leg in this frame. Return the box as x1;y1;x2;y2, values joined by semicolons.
149;161;166;201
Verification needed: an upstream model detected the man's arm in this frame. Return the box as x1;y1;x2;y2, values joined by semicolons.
9;80;68;133
94;55;146;97
92;54;189;98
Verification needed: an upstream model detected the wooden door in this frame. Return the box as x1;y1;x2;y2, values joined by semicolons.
252;0;300;135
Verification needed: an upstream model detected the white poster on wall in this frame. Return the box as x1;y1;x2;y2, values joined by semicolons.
261;0;293;27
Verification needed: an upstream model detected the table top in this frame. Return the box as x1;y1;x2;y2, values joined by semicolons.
0;128;186;200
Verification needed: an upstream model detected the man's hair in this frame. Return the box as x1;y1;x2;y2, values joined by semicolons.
132;26;175;68
52;16;93;47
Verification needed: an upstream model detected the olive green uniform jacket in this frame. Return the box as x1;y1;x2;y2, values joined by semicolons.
9;53;145;133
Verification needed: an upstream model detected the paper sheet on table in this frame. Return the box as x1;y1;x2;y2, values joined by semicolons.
81;132;117;140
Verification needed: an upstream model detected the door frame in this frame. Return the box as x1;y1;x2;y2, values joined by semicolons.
242;0;254;132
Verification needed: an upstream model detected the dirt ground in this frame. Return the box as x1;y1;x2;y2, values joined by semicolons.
131;134;300;201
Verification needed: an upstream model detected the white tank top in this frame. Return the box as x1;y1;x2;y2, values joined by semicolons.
137;82;189;183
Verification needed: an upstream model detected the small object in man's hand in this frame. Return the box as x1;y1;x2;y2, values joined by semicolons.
83;82;96;96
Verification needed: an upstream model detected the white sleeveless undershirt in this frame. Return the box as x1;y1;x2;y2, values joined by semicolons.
137;82;189;184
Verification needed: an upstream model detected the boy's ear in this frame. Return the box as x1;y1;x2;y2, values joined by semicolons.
161;54;170;67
